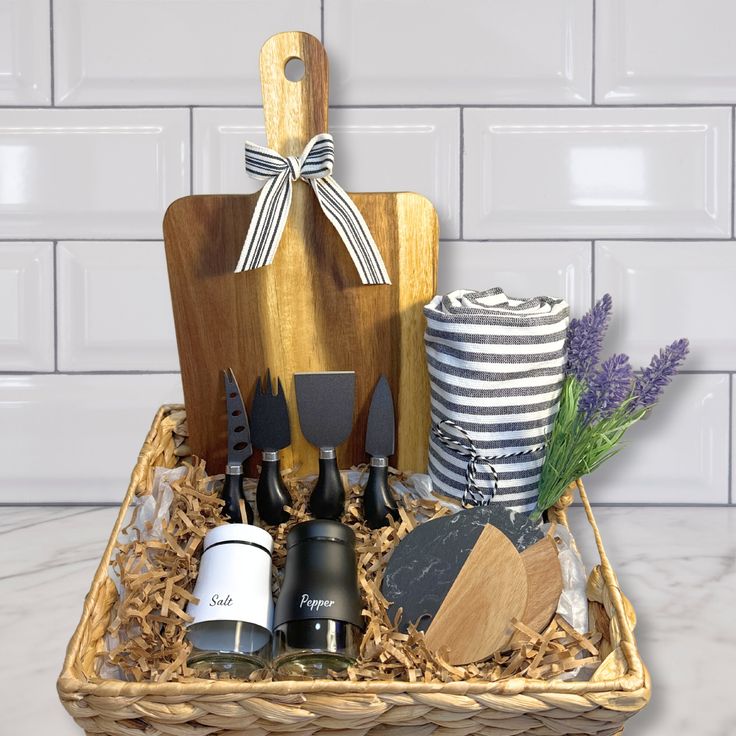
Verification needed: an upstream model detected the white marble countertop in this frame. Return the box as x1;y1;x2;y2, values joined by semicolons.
1;505;733;735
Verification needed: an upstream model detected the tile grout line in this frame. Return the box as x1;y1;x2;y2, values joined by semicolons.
459;107;464;240
189;107;194;194
52;241;58;370
0;370;182;376
590;240;596;308
591;0;596;105
49;0;55;106
4;103;736;111
2;236;733;246
320;0;325;44
7;237;736;244
729;375;733;504
0;238;164;243
673;370;736;375
1;368;733;376
731;106;735;238
435;237;736;243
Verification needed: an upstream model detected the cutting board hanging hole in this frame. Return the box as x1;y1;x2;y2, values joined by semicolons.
285;57;305;82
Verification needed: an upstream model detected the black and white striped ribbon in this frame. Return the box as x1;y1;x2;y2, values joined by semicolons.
432;419;545;508
234;133;391;285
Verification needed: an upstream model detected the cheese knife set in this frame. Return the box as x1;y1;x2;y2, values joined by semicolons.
219;368;399;530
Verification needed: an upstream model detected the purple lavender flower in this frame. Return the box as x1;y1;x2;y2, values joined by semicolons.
566;294;613;382
631;338;690;411
579;353;634;424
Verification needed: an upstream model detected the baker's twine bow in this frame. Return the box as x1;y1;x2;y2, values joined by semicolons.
432;419;544;507
234;133;391;285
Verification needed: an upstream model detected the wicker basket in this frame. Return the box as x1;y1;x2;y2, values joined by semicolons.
58;404;650;736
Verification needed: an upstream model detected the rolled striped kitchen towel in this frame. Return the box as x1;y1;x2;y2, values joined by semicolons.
424;288;570;513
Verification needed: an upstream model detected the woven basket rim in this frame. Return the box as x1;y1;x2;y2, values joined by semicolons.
57;404;647;702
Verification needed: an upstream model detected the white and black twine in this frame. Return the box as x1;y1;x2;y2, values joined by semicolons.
431;419;545;507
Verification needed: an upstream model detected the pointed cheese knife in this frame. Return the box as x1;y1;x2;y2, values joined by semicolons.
363;375;399;529
222;368;254;524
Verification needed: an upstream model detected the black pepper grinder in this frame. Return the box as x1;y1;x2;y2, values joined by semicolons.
272;520;364;677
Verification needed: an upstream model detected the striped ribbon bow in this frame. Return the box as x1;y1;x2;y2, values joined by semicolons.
432;419;544;507
234;133;391;285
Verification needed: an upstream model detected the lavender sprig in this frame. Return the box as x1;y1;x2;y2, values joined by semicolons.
631;338;690;411
566;293;613;382
535;298;690;520
579;353;634;424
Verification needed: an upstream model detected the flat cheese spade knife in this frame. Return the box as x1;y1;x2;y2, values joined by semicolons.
363;375;399;529
222;368;254;524
294;371;356;519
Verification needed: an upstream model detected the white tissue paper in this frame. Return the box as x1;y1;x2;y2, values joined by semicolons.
543;521;591;680
100;466;187;679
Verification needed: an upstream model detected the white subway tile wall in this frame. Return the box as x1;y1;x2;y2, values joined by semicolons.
590;374;730;504
53;0;321;106
0;0;51;105
595;242;736;371
56;242;179;372
0;109;190;240
437;242;591;316
0;0;733;505
0;243;54;371
596;0;736;104
324;0;593;105
0;374;183;503
463;107;732;239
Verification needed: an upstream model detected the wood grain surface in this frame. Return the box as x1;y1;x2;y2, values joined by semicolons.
424;525;528;665
509;536;563;647
164;32;438;474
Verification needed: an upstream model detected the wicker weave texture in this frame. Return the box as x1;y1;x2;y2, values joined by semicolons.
57;406;650;736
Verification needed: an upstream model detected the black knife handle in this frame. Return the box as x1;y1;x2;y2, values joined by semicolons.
308;453;345;519
222;472;254;524
257;456;291;525
363;460;399;529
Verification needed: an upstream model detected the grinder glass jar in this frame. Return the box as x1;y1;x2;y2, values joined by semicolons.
273;520;364;677
186;523;274;677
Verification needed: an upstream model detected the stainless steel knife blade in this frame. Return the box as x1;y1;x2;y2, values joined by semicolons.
223;368;252;465
365;375;395;458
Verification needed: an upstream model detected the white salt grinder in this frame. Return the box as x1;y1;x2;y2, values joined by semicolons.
186;523;274;677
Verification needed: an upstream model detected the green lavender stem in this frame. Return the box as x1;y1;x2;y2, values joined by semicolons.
531;377;647;520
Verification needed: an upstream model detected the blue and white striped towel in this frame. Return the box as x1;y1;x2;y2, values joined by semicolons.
424;288;570;513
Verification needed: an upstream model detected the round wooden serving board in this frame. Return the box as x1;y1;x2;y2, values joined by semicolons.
424;525;528;665
509;536;563;646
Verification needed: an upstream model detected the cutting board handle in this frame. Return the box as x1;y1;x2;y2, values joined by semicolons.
260;32;329;156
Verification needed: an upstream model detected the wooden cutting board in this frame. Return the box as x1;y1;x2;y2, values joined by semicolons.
424;525;528;665
509;535;563;647
164;31;438;475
